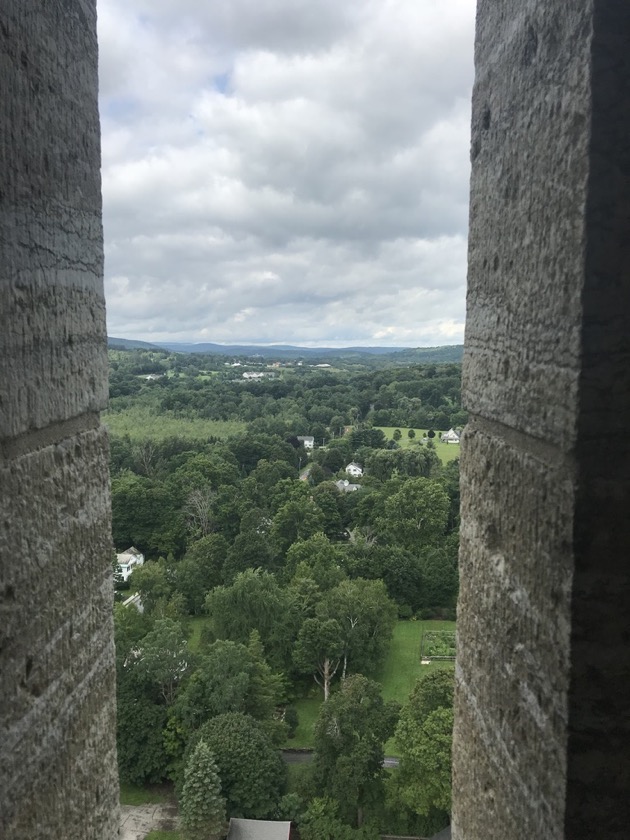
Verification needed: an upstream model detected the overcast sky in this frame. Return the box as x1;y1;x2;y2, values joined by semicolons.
98;0;476;347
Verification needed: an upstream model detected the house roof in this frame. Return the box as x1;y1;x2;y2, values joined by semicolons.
335;479;361;492
226;818;292;840
119;546;142;558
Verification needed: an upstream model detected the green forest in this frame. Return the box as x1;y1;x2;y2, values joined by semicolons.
109;347;462;838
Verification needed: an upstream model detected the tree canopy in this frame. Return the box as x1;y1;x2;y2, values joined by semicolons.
190;713;286;819
313;675;399;826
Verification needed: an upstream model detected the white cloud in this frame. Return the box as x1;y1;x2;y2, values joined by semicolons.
99;0;475;346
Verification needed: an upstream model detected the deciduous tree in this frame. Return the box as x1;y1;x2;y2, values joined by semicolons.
300;797;379;840
128;558;175;615
271;496;325;556
320;578;397;678
134;618;191;705
294;617;344;700
394;671;454;818
205;568;291;669
174;534;227;614
382;478;449;550
313;675;399;826
191;713;286;818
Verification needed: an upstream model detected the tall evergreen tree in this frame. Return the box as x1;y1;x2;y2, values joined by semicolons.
181;740;226;840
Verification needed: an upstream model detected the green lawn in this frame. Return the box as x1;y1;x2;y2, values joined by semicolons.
145;832;180;840
287;620;456;752
377;620;455;756
186;616;208;653
374;427;461;464
119;783;172;806
375;620;453;703
287;695;322;749
104;407;245;442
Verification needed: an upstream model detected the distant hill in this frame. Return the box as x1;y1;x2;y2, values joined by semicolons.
375;345;464;364
108;337;163;350
153;341;402;357
154;341;463;363
108;337;463;364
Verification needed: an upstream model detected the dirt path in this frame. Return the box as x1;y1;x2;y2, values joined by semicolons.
119;803;179;840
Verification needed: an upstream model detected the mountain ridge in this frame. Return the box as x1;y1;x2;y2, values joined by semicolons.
108;336;463;363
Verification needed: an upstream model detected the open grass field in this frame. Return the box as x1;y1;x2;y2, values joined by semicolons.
375;619;455;704
377;619;455;755
375;426;461;464
287;619;456;753
104;407;245;442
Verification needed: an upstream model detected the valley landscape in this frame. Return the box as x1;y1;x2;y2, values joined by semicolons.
110;342;462;838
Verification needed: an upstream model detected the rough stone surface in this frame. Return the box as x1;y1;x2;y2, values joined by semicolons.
454;1;630;838
454;427;572;839
463;2;591;450
0;0;107;439
0;2;118;838
0;435;119;840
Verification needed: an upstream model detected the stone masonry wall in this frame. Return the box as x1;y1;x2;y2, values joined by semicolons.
0;2;119;838
453;2;630;838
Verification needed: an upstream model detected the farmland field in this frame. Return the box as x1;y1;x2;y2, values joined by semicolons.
375;426;461;464
104;407;245;441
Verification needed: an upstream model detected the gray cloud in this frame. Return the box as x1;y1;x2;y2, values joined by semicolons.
99;0;475;346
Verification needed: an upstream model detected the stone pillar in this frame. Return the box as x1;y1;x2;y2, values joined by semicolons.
452;2;630;839
0;2;119;838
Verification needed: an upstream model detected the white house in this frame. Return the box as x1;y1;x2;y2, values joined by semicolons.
122;592;144;613
297;435;315;449
345;462;363;478
441;428;461;444
116;547;144;581
335;479;361;493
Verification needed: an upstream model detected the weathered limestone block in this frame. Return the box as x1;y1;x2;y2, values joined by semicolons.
464;2;591;449
0;1;118;837
0;0;107;439
454;427;571;839
454;1;630;838
0;429;119;839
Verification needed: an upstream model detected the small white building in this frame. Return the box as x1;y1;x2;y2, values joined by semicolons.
116;547;144;581
226;818;291;840
122;592;144;613
297;435;315;449
335;479;361;493
441;428;461;444
345;462;363;478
